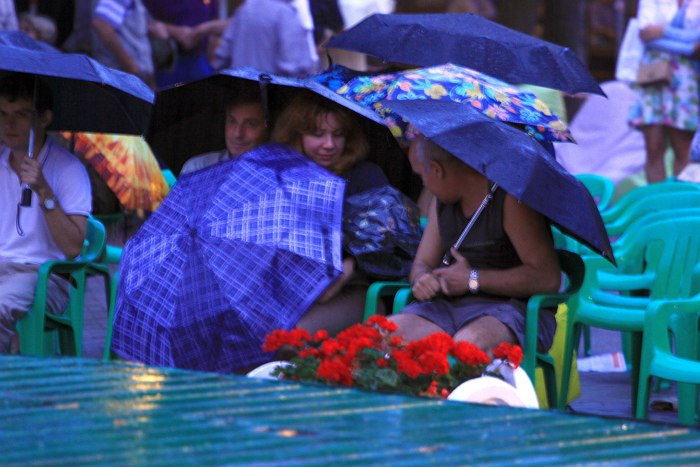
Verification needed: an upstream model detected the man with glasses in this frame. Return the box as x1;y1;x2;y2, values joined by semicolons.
0;73;91;354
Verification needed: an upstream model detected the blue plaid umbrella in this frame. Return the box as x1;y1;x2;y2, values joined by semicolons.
111;143;345;372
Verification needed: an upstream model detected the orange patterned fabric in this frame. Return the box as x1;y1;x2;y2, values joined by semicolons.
64;132;169;212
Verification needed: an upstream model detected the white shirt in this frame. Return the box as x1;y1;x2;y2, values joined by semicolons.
0;138;92;264
180;150;231;175
637;0;700;29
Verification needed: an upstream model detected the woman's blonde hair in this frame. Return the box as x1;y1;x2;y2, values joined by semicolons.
271;90;369;174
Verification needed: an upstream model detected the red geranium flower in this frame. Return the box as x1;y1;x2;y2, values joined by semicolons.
263;318;523;400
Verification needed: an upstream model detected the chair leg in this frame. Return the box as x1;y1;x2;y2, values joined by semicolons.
559;322;582;410
629;331;643;417
103;269;119;361
635;365;652;420
582;324;592;356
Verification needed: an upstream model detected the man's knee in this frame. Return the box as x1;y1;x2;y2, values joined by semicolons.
455;316;516;355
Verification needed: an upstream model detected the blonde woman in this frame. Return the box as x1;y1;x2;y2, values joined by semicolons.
272;90;389;335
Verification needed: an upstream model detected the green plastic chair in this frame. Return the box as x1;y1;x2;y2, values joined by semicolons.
636;298;700;426
162;168;177;188
363;249;585;409
576;173;615;211
600;180;700;225
17;216;107;356
559;216;700;413
103;268;120;360
604;191;700;238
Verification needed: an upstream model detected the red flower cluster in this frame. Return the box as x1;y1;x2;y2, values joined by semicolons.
262;316;523;399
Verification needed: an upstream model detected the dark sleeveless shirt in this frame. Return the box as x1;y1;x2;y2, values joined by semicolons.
437;188;522;273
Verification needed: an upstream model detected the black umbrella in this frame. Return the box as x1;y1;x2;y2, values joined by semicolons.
0;31;154;206
325;13;604;96
385;99;614;264
0;33;154;135
147;67;419;199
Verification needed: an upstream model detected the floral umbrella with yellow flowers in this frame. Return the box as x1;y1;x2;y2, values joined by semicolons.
335;63;573;143
63;132;170;213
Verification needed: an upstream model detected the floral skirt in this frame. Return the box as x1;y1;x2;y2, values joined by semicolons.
628;50;700;131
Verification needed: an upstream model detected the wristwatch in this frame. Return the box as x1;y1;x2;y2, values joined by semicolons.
41;196;58;211
468;268;479;294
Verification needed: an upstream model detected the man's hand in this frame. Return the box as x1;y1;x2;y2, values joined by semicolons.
411;270;442;301
432;248;472;297
18;154;49;195
640;25;665;42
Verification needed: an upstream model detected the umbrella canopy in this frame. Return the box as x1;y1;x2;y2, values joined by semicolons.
335;63;573;143
385;99;614;264
325;13;604;96
111;143;346;372
0;34;154;135
62;132;169;212
0;30;59;53
147;67;417;198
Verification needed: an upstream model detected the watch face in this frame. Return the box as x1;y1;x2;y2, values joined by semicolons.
43;198;57;210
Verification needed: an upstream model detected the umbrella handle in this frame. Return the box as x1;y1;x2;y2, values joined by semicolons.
259;73;272;129
441;183;498;266
20;186;32;206
20;79;39;208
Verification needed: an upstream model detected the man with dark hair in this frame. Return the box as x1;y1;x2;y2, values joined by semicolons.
0;72;92;353
180;94;268;174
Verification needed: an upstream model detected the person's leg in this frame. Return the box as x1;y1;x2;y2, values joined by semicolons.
0;264;40;354
0;263;70;354
453;315;516;358
388;313;445;342
296;285;369;336
668;127;695;177
642;124;669;183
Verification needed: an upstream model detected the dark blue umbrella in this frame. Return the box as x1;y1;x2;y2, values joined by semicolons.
385;99;614;264
147;67;418;199
111;143;345;372
0;32;154;135
325;13;604;96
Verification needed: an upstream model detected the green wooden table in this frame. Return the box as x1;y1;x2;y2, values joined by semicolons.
2;355;700;465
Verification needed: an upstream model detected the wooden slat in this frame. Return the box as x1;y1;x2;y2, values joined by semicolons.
2;355;700;465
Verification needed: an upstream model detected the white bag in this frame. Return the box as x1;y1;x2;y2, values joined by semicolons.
615;18;645;83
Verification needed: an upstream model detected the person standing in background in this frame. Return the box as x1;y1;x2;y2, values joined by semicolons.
91;0;157;89
628;0;700;182
0;0;18;31
212;0;315;76
141;0;219;88
14;0;75;48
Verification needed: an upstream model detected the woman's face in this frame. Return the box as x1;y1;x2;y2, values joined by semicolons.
301;112;346;171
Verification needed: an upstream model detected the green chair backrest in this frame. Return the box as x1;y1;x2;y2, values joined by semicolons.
162;168;177;188
576;174;615;211
80;217;107;263
605;191;700;237
602;216;700;299
610;207;700;252
601;181;700;224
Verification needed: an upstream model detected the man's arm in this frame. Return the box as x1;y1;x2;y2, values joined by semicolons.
409;197;444;301
19;155;87;259
92;17;140;76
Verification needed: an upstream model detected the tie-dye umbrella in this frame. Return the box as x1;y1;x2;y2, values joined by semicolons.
336;63;573;143
64;132;169;213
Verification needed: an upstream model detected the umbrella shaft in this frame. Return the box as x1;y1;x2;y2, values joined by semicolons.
441;183;498;266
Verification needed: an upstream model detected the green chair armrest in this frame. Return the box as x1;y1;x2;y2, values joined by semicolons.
597;271;655;291
363;281;410;322
393;288;414;314
524;292;571;382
